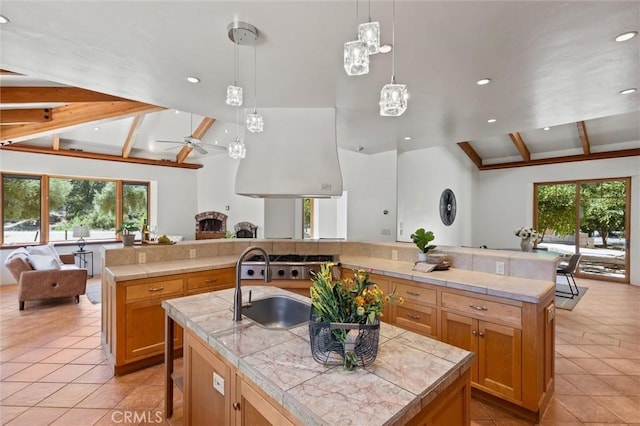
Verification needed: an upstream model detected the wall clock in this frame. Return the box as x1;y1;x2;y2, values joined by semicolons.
439;188;457;226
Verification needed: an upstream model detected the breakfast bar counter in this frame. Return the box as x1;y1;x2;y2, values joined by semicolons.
163;286;475;425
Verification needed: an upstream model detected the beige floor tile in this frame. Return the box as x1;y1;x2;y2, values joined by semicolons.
68;336;102;349
599;375;640;395
555;394;625;423
42;336;87;349
563;374;622;395
76;383;138;409
39;363;94;383
592;396;640;423
0;380;30;400
0;347;37;363
49;407;109;426
540;398;580;422
40;348;90;364
117;384;164;410
2;382;66;406
4;406;68;426
601;358;640;376
555;357;589;375
72;365;115;384
37;383;101;408
0;363;32;381
9;347;62;363
3;363;62;382
0;405;29;424
555;344;595;358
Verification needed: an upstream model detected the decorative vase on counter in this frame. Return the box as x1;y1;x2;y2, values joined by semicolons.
417;252;428;262
520;238;534;252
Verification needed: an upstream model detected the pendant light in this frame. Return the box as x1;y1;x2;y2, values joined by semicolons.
379;0;408;116
246;44;264;133
344;1;369;76
226;40;243;106
358;0;380;55
228;103;246;159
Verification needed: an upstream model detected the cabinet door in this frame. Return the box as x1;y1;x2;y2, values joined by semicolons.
441;311;478;383
187;268;235;295
394;300;437;337
478;321;522;401
184;331;232;426
237;374;294;426
125;299;182;362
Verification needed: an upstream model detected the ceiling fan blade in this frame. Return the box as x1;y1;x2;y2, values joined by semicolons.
201;143;228;151
193;144;208;155
163;145;181;151
155;140;183;144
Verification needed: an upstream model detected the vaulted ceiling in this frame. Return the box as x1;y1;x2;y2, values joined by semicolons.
0;1;638;170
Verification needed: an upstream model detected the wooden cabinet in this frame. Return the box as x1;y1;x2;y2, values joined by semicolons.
183;329;297;426
184;329;234;426
441;311;522;400
103;267;235;375
390;278;438;336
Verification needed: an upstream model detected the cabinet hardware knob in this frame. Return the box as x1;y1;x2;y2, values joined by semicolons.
406;291;421;297
204;279;218;283
148;286;164;292
232;402;241;410
469;304;488;311
406;313;421;320
472;330;477;336
478;331;485;337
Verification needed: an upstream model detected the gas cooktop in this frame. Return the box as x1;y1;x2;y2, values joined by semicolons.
240;254;336;280
244;254;334;263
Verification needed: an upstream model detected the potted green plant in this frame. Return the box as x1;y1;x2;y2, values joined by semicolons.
410;228;436;262
116;222;139;247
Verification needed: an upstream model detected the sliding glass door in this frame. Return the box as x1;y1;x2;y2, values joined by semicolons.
535;177;630;283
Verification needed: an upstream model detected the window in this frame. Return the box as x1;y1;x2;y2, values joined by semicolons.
1;173;149;246
2;175;42;245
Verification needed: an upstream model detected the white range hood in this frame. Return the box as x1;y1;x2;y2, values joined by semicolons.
235;108;343;198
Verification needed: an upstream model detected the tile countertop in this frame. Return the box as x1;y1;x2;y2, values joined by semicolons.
105;255;238;281
163;286;474;426
339;256;556;303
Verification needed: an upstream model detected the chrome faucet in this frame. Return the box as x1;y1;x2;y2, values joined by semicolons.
234;246;271;321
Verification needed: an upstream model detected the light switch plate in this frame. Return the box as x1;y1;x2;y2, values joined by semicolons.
189;249;196;259
138;252;146;264
495;261;504;275
213;372;224;395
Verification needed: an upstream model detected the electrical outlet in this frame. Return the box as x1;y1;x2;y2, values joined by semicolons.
189;248;196;259
495;261;504;275
381;228;391;235
213;372;225;395
138;252;146;264
391;250;398;261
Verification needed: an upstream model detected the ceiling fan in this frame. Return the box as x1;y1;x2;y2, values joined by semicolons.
155;113;226;155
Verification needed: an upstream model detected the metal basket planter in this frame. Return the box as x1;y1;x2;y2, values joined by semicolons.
308;312;380;368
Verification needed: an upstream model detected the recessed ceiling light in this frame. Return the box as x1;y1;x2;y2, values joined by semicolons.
174;110;181;114
0;15;10;24
614;31;637;42
214;140;219;145
186;76;200;84
487;118;497;123
379;44;392;53
619;88;637;95
403;136;412;140
224;129;229;133
476;78;491;86
543;126;550;131
93;126;100;131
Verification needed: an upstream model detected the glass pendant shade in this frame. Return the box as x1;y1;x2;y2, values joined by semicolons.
358;21;380;54
228;137;246;159
246;112;264;133
379;82;409;116
343;40;369;76
226;85;243;106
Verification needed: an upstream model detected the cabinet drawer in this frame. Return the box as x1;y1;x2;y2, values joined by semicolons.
394;282;436;305
394;301;437;337
187;268;234;291
441;292;521;326
125;279;184;302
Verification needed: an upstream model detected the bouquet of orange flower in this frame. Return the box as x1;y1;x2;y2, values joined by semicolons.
310;263;402;369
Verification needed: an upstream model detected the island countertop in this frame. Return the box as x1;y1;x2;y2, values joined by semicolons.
163;286;474;426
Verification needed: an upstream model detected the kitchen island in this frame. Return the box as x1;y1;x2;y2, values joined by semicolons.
163;286;475;425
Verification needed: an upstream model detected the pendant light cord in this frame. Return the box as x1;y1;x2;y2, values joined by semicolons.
233;41;238;86
391;0;396;84
253;44;257;113
368;0;371;22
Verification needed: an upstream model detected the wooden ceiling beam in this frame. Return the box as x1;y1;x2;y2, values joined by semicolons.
577;121;591;155
0;143;203;169
509;132;531;161
457;141;483;168
176;117;216;163
122;114;144;158
0;101;164;143
0;69;21;75
0;86;130;103
478;148;640;170
0;108;52;125
52;134;60;150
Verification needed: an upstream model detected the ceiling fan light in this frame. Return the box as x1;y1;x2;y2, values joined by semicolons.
246;113;264;133
226;85;243;106
228;138;246;159
358;21;380;55
344;40;369;76
379;82;408;116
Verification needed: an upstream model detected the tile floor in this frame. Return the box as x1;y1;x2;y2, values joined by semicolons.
0;276;638;425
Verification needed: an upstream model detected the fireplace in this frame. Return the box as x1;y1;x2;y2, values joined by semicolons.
195;211;227;240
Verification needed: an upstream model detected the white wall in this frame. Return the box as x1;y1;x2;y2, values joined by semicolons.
341;149;397;241
264;198;297;238
397;145;475;247
1;150;198;283
316;192;348;239
196;154;264;237
473;156;640;285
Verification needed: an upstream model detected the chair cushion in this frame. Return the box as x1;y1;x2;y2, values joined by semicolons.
28;254;62;271
4;247;29;265
27;244;63;266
